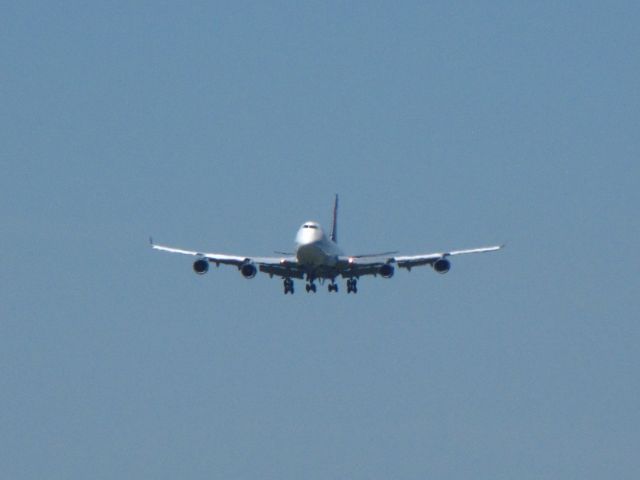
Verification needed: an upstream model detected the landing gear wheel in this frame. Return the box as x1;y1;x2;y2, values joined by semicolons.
305;283;317;293
328;283;338;292
346;278;358;294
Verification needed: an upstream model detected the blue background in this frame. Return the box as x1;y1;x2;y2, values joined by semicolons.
2;2;639;478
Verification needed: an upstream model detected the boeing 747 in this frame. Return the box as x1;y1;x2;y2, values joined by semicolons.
151;196;503;294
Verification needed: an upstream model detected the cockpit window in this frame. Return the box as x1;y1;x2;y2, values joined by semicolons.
304;224;318;229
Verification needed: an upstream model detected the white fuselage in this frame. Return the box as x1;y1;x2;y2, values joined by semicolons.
295;222;343;269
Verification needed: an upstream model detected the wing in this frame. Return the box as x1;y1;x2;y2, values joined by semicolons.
150;238;305;279
337;244;504;277
394;245;504;269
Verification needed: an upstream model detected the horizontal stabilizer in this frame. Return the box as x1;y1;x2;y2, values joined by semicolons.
350;251;399;258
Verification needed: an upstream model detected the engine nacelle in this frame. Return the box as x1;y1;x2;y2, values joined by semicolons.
379;264;395;278
240;262;257;279
433;258;451;274
193;259;209;275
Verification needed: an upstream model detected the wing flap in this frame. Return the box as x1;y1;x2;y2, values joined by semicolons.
395;253;442;268
335;256;389;277
259;263;305;279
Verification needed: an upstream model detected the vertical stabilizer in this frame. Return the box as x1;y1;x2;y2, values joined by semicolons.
330;194;338;243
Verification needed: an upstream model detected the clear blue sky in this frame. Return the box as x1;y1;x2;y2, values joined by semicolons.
2;1;639;478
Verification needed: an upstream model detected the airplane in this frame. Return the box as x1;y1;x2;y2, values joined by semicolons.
150;195;503;294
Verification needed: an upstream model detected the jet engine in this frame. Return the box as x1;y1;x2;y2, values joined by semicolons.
379;264;395;278
240;262;257;279
193;259;209;275
433;258;451;274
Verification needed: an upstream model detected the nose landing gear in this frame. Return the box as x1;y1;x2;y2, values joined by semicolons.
305;282;317;293
328;282;338;293
346;278;358;294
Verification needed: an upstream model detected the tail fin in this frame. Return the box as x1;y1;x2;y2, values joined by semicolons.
330;194;338;243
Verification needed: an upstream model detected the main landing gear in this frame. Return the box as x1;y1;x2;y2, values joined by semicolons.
283;278;356;294
283;278;294;295
282;278;318;295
